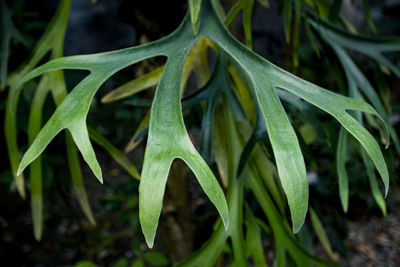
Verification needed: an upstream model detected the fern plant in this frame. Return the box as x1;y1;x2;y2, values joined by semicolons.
3;0;399;265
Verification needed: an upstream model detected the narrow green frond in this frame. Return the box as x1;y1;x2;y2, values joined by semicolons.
336;127;349;212
189;0;202;35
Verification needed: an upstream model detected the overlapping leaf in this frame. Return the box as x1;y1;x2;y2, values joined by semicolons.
0;1;29;90
305;16;395;213
13;10;229;248
307;12;400;78
5;0;99;240
6;0;141;240
189;0;202;35
200;0;388;231
14;0;390;247
310;208;335;259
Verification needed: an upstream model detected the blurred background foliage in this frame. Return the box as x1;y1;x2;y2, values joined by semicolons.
0;0;399;266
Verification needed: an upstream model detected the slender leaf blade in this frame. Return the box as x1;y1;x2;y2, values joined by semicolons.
189;0;202;35
310;208;335;259
336;127;349;212
101;66;164;103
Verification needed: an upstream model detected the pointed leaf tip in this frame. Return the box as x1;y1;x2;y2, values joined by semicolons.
145;235;155;249
292;215;305;234
189;0;202;35
97;173;103;184
384;183;389;198
17;161;28;176
223;216;229;230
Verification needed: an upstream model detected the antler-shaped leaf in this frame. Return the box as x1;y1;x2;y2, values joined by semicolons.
5;0;103;239
332;45;400;154
331;45;389;214
198;0;389;231
5;0;71;199
304;13;394;214
14;0;390;247
13;13;229;248
307;12;400;78
183;51;245;163
12;38;171;183
139;36;229;247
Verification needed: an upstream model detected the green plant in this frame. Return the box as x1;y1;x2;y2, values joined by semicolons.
3;0;399;265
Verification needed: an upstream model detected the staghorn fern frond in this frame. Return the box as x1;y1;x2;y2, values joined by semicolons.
11;0;390;249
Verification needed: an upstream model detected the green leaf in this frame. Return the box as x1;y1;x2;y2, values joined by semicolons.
27;74;52;241
16;0;390;247
243;0;255;49
189;0;202;35
309;208;335;259
101;66;164;103
219;97;332;266
307;12;400;78
362;0;376;33
246;162;334;266
4;0;71;200
124;111;150;153
139;44;229;247
0;1;29;90
283;0;292;42
332;45;400;154
336;127;349;212
275;69;389;197
28;74;96;236
330;45;390;216
223;102;247;266
361;146;387;215
202;0;388;231
224;0;244;26
183;51;245;163
4;0;72;202
5;89;25;198
66;132;96;225
102;37;212;104
14;11;229;249
292;0;303;68
176;222;228;266
304;19;321;57
4;0;77;239
245;205;267;267
13;37;169;183
255;82;308;233
177;103;245;267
